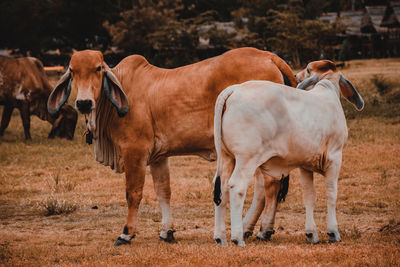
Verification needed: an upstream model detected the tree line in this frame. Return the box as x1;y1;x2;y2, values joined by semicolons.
0;0;388;68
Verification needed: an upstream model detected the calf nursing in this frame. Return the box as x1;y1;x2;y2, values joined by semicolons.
213;60;364;246
48;48;297;246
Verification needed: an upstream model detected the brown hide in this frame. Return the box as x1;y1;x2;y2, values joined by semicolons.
0;56;77;140
52;47;297;172
121;48;296;164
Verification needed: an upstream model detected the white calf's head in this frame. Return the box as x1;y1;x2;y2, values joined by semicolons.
295;60;364;111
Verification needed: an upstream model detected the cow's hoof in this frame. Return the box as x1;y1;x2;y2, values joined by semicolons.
114;234;135;246
214;236;227;246
327;232;341;243
231;239;245;247
114;237;131;246
244;231;253;239
306;232;319;244
215;238;225;246
256;230;275;241
159;230;176;243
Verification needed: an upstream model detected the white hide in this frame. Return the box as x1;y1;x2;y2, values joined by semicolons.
15;79;27;101
214;79;350;246
222;80;347;177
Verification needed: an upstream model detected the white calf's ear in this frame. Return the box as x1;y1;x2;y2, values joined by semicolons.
296;74;319;90
339;74;364;111
103;68;129;117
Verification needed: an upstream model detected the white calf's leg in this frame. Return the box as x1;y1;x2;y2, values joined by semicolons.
214;192;228;246
243;169;265;238
214;152;234;246
257;172;280;241
150;158;175;242
299;168;319;244
229;159;258;246
324;162;342;242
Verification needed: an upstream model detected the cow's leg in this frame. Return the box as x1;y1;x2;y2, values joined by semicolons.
114;152;147;246
150;158;175;242
229;158;258;247
299;168;319;244
214;151;234;246
257;173;280;241
18;102;31;140
48;114;63;139
324;162;342;243
243;169;265;239
0;105;14;136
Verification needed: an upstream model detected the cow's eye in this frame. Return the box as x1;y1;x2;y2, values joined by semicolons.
96;66;101;72
306;68;310;74
70;68;74;74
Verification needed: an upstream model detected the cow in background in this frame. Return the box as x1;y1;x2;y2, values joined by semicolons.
0;56;77;140
47;47;297;245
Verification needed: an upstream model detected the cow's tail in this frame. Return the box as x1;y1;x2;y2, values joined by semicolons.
277;175;290;202
213;86;236;206
269;54;297;87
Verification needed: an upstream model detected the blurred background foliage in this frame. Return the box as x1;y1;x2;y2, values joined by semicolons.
0;0;389;68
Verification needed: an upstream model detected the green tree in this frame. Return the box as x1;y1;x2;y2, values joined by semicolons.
103;0;200;67
263;0;340;67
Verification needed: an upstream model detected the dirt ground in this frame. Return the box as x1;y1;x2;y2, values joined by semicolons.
1;58;399;266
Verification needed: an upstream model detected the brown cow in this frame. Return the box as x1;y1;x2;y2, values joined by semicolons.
0;56;77;140
48;47;297;245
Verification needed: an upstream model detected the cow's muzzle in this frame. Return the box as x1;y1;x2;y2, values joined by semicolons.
76;99;93;114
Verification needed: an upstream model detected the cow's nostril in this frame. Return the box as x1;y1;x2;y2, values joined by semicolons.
76;100;93;114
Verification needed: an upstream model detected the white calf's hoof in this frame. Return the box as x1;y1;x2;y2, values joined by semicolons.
327;232;341;243
215;237;228;246
305;232;319;244
231;239;246;247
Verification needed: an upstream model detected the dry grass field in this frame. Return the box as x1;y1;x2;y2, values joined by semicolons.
1;58;399;266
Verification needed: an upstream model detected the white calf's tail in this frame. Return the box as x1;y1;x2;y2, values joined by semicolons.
213;85;236;206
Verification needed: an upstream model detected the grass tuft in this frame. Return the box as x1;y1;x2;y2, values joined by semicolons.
379;221;400;235
47;172;78;193
371;74;392;95
40;195;78;216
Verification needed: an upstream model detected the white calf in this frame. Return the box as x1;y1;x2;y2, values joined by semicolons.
213;60;364;246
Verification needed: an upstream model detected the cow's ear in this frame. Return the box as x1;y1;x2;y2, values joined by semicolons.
47;69;72;117
296;74;319;90
103;68;129;117
339;74;364;111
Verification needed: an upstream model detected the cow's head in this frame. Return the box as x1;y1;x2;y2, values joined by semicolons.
28;91;77;139
48;104;78;140
28;90;50;121
47;50;129;118
295;60;364;111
